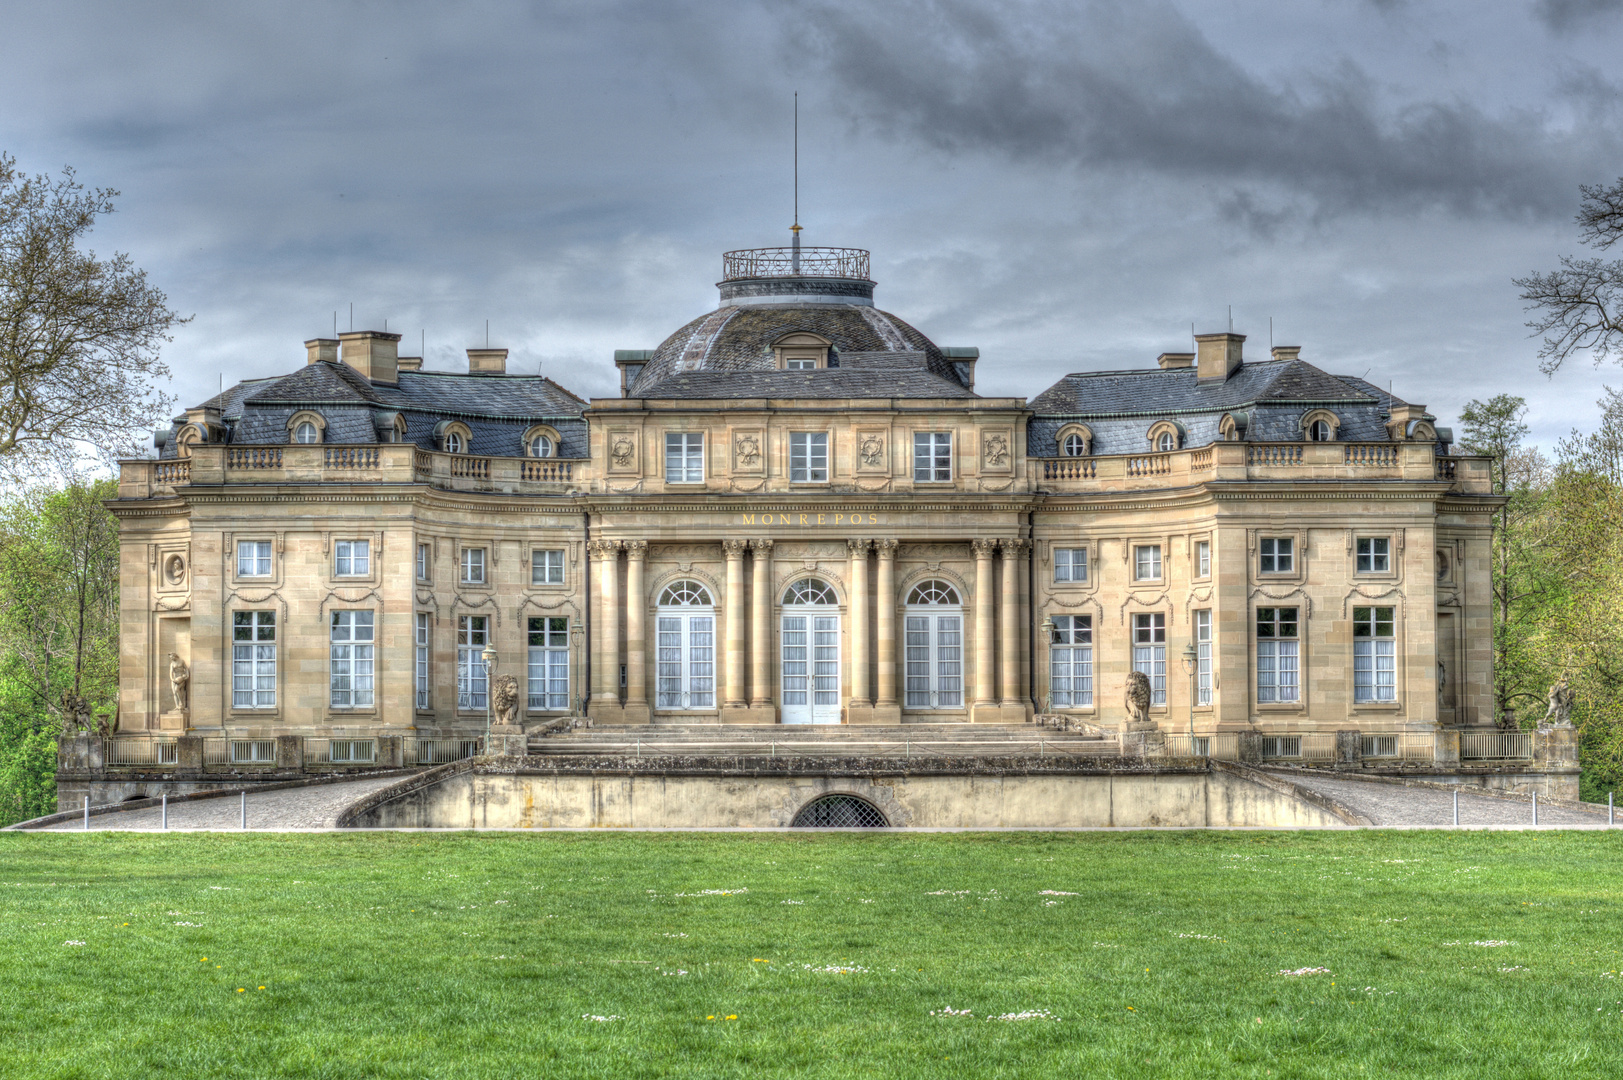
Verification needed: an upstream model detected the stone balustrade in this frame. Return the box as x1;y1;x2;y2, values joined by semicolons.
1033;442;1491;493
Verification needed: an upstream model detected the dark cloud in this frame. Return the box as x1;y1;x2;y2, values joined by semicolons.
788;0;1614;218
1535;0;1623;31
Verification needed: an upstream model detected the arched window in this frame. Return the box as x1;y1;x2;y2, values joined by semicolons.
444;431;464;454
791;794;888;828
1157;431;1176;452
659;580;713;606
907;580;961;606
294;421;319;444
904;580;963;709
783;578;837;605
1307;419;1332;442
530;434;554;458
1062;433;1087;457
656;580;714;710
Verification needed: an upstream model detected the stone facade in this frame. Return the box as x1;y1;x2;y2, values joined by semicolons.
107;244;1501;748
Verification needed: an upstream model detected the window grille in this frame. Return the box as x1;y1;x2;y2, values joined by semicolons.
790;794;888;828
230;740;276;764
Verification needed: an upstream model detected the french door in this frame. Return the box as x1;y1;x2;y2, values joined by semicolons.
904;612;963;709
781;612;840;724
655;612;715;710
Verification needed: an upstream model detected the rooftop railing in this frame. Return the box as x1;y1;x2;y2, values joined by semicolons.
721;246;871;281
1033;443;1492;493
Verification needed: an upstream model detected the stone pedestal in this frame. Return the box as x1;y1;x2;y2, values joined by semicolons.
377;735;403;768
1236;731;1263;764
1434;728;1460;766
57;734;103;771
1120;728;1165;757
159;709;188;732
275;735;303;770
487;726;527;757
1535;725;1578;767
1334;730;1362;769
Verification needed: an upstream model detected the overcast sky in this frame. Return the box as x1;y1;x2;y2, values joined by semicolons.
5;0;1623;447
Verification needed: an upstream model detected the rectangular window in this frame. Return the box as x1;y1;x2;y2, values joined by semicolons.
1134;545;1162;581
1196;609;1212;706
913;432;953;482
1259;537;1294;574
665;432;704;483
1195;540;1211;578
329;611;375;709
1132;612;1167;706
1053;547;1088;584
1256;607;1299;703
789;432;829;482
416;543;430;582
335;539;370;577
527;616;570;710
461;547;486;584
415;613;431;710
1353;606;1397;703
457;615;489;709
1356;537;1391;573
231;611;276;708
236;540;272;578
532;548;565;585
1049;614;1093;708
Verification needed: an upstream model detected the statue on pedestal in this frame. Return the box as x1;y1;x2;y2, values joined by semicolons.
168;653;190;712
492;674;520;729
1541;676;1574;729
1124;669;1155;731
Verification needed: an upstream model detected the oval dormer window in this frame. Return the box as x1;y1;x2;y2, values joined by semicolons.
530;434;554;458
1156;432;1175;452
1307;419;1332;442
1062;433;1087;457
294;421;319;444
444;431;464;454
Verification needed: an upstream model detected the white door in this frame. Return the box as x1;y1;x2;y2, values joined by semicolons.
782;613;841;724
655;612;715;710
904;612;964;709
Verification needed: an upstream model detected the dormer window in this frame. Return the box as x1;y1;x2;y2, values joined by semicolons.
1307;420;1331;441
1146;419;1184;453
444;431;464;454
1156;432;1175;452
1063;433;1086;456
1300;410;1340;443
773;332;832;370
294;422;318;444
530;434;553;458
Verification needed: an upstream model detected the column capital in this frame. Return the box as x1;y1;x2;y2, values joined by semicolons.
1001;538;1031;556
971;538;999;558
749;538;774;553
622;539;648;559
588;539;621;558
875;538;899;558
722;539;749;557
847;538;872;555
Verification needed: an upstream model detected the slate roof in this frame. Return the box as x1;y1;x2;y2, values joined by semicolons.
629;368;977;401
629;303;969;398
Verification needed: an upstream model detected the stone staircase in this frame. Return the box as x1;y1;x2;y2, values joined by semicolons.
527;723;1121;758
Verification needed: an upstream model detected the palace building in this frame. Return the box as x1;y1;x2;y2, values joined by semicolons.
110;239;1499;755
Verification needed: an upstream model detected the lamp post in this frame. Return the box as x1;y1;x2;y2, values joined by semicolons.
570;616;585;717
1040;615;1055;715
481;643;498;750
1180;642;1198;745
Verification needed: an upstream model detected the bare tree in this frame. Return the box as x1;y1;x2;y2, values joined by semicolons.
1515;176;1623;374
0;153;185;482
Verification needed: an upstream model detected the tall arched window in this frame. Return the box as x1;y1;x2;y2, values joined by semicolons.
904;580;963;709
656;581;714;710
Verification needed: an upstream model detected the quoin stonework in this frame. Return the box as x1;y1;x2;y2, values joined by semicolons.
78;235;1557;819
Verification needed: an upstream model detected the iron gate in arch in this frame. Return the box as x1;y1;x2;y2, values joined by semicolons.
790;794;889;828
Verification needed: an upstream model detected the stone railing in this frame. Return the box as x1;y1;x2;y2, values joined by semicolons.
1033;443;1493;493
120;444;587;498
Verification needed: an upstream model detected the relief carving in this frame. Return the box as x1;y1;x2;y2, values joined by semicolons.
983;433;1010;467
859;434;885;467
610;435;636;468
735;433;761;468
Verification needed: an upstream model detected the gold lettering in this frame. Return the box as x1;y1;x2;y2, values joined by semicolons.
800;514;808;525
835;514;844;525
742;513;755;525
779;514;789;525
818;514;826;525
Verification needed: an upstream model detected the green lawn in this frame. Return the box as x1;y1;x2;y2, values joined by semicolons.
0;831;1619;1078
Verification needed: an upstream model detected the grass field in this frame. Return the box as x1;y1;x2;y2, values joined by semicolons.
1;831;1620;1078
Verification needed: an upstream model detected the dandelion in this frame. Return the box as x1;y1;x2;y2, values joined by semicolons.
236;989;245;993
726;1015;737;1020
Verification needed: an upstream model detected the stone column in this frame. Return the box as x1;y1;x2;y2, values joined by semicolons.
722;539;749;717
874;539;900;721
622;541;650;723
847;539;871;721
971;538;999;722
999;539;1029;721
590;540;621;720
749;539;774;720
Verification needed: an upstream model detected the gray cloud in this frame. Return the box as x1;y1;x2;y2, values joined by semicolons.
1535;0;1623;31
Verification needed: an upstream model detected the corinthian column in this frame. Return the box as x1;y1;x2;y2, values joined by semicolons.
623;541;648;720
848;539;871;709
722;540;748;709
591;540;621;712
875;539;899;711
1000;539;1028;715
971;538;998;719
750;539;773;709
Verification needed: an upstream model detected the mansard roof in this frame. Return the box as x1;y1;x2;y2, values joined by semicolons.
1028;359;1379;416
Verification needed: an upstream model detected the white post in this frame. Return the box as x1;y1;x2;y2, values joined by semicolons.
1610;791;1615;826
1453;789;1459;828
162;793;168;830
1532;791;1538;827
83;796;89;831
240;791;247;830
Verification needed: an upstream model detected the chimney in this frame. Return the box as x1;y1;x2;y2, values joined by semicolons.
396;355;422;372
305;338;339;365
467;348;507;375
942;346;979;390
1270;345;1301;363
1195;332;1245;382
1157;352;1194;370
337;330;401;384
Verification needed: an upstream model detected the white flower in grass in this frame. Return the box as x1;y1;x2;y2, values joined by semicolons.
1472;940;1516;947
986;1009;1058;1021
581;1014;623;1023
1038;890;1078;896
62;941;85;947
1278;967;1331;977
930;1006;972;1017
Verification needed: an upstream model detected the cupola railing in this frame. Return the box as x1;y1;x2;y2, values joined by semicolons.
722;246;870;281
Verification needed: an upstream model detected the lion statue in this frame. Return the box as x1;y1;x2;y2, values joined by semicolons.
492;674;520;727
1124;670;1153;730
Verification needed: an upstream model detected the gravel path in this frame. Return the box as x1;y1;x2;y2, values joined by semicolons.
40;775;407;831
1271;770;1612;828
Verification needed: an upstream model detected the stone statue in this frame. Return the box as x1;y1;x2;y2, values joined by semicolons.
1124;670;1153;729
59;692;90;737
1542;676;1574;729
492;674;520;727
168;653;189;712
